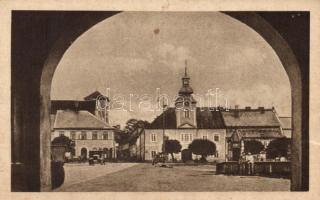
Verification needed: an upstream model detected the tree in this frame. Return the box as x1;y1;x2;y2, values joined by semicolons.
244;140;264;154
124;119;149;134
266;138;290;159
51;135;75;152
188;139;216;161
164;140;182;161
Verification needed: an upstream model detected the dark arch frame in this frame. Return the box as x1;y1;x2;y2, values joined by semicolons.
11;11;309;191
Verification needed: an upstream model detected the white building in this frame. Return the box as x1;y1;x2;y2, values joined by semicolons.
52;110;115;159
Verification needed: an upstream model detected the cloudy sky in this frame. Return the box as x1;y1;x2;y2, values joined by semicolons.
51;12;291;127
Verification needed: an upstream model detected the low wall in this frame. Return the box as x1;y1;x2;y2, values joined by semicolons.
216;161;291;177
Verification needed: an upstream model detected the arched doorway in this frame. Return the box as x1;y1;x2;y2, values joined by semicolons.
181;149;192;162
80;148;88;159
11;11;308;191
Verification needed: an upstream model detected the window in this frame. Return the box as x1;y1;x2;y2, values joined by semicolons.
214;135;219;142
103;131;108;140
92;131;98;140
151;151;157;158
203;135;208;140
181;133;192;142
59;131;64;136
109;132;113;140
184;109;190;118
80;131;86;140
151;133;156;142
185;134;189;141
71;131;76;140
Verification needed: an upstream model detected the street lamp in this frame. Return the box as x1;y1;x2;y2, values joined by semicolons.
162;99;167;154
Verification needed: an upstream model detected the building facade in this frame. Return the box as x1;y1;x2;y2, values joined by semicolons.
143;68;227;161
52;110;115;158
222;107;284;161
119;69;288;163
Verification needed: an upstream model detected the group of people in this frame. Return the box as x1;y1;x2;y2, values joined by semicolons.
239;152;255;175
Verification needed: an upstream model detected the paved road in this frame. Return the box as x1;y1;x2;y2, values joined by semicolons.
55;163;290;192
54;163;139;191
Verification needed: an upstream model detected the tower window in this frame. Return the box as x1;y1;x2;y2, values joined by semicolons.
151;133;157;142
184;109;190;118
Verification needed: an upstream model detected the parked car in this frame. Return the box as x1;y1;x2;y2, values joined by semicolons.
152;152;167;165
88;151;103;165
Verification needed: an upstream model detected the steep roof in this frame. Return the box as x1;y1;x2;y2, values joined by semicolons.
279;117;292;130
84;91;109;101
221;109;281;128
54;110;113;129
226;128;283;138
51;100;96;115
145;107;225;129
196;108;225;129
145;108;177;129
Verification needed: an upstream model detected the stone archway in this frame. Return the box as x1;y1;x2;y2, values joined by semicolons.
11;11;308;191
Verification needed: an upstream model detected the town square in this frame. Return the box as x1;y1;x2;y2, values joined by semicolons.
9;10;310;192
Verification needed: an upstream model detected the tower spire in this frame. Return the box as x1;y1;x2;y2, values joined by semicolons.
185;60;187;77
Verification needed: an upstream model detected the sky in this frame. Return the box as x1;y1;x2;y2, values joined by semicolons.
51;12;291;127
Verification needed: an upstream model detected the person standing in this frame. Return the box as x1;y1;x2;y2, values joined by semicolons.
246;152;254;175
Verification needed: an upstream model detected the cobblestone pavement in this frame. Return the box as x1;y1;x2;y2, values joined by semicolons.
54;162;139;191
55;163;290;192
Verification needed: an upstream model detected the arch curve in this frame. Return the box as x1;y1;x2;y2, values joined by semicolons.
10;11;307;191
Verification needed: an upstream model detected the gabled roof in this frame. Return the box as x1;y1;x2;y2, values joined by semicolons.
51;100;96;115
145;107;225;129
279;117;292;130
221;109;281;128
196;108;225;129
84;91;109;101
54;110;113;130
226;128;283;138
145;107;177;129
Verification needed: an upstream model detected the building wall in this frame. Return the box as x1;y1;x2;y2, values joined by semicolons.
144;129;226;161
52;129;115;157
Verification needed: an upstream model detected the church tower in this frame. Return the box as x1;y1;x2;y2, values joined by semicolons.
175;62;197;128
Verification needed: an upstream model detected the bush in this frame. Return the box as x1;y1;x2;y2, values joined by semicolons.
164;140;182;161
244;140;264;154
188;139;216;161
266;138;290;159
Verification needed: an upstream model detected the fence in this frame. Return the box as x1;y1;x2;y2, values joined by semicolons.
216;161;290;177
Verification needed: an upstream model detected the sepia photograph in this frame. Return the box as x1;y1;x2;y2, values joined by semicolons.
10;10;309;192
1;0;319;197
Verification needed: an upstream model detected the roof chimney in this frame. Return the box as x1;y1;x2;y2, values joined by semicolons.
258;106;265;113
74;101;80;112
234;105;240;118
